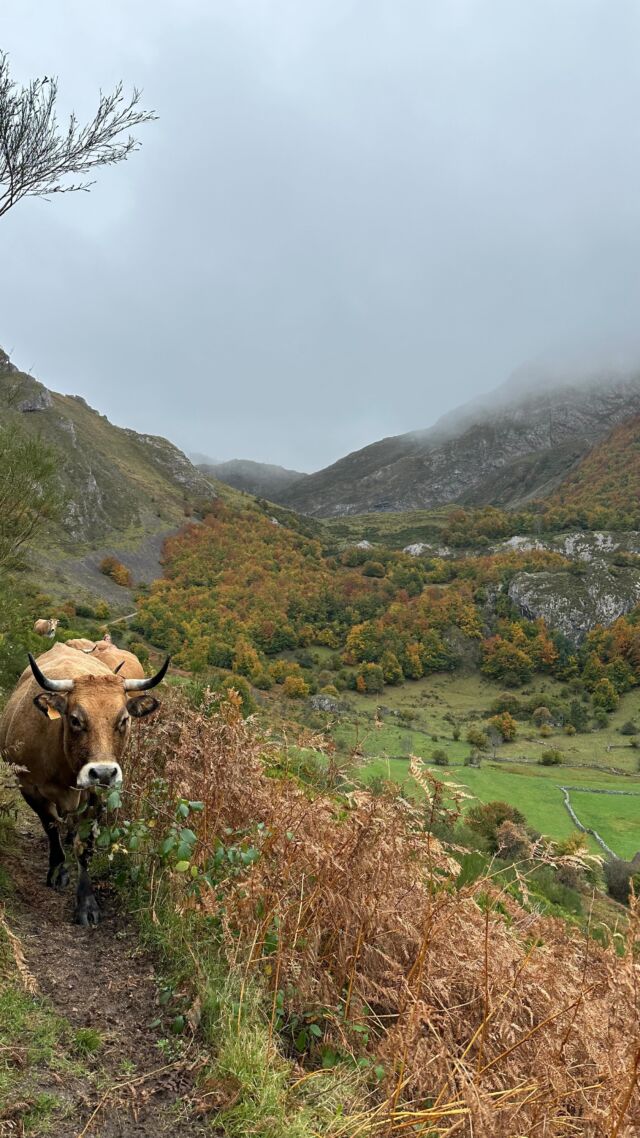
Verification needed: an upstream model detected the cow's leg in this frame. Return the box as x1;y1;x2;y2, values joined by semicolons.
20;790;69;890
73;797;103;927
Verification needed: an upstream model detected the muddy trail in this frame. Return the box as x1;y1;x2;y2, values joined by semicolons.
1;817;211;1137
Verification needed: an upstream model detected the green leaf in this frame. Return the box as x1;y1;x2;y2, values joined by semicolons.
294;1029;308;1052
177;802;190;819
106;789;122;810
308;1023;323;1038
175;860;190;873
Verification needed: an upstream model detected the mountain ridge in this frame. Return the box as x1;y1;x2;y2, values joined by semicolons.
195;457;307;499
277;369;640;517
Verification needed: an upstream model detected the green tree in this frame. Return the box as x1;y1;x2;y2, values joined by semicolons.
0;424;62;572
592;678;619;713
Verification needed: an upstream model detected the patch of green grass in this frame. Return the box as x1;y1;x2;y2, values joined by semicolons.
321;508;450;551
313;670;640;857
565;792;640;860
0;959;85;1134
73;1027;104;1056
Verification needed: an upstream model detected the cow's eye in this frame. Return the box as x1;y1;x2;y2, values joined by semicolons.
69;714;83;731
117;716;130;733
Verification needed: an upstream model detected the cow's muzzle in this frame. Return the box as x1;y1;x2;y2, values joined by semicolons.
77;762;123;789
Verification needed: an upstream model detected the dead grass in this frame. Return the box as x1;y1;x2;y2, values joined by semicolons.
123;690;640;1137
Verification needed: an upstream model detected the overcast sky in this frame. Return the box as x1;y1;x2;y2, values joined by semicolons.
2;1;640;471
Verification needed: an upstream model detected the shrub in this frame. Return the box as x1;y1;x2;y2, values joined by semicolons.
487;712;517;742
206;671;255;716
320;684;339;697
540;749;562;766
592;678;619;712
362;561;386;578
532;706;553;727
564;724;577;736
355;663;384;695
452;724;461;741
495;820;532;862
466;725;489;751
490;693;523;717
128;640;149;665
75;603;96;619
603;856;640;905
539;723;553;737
593;708;609;730
99;555;133;588
431;748;449;767
282;675;310;699
381;651;404;685
620;720;638;736
467;801;527;851
464;749;482;767
94;601;110;620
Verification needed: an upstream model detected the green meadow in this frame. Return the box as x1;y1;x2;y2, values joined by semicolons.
315;671;640;859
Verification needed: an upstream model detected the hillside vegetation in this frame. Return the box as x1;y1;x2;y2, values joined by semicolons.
549;413;640;514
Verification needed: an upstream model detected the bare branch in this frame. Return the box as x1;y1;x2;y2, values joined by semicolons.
0;51;156;218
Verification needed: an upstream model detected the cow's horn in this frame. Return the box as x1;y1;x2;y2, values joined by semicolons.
114;661;125;675
123;657;171;691
28;653;74;693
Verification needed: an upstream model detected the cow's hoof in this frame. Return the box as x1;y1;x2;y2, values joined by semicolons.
47;865;69;890
74;896;100;927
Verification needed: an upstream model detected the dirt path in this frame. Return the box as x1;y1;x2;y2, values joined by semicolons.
2;818;210;1138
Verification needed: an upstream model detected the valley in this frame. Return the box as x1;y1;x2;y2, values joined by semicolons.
2;349;640;1136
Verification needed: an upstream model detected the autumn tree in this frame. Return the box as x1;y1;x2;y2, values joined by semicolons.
0;50;155;219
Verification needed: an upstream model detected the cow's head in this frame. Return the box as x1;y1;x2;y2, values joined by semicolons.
48;618;59;638
28;653;170;789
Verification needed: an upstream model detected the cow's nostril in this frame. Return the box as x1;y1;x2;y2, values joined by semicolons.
89;767;98;780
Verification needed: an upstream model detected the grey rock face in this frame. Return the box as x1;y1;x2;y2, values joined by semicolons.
18;388;53;412
308;695;348;713
126;431;212;496
508;564;640;643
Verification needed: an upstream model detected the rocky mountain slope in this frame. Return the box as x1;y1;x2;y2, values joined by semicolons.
279;370;640;517
0;348;214;547
195;457;307;499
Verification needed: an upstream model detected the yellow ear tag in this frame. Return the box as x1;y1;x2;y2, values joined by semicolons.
46;706;61;720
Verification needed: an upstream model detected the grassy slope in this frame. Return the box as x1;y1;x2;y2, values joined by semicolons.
322;507;450;550
548;413;640;512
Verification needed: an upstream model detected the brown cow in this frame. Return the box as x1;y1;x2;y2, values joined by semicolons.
65;640;146;682
33;618;59;638
84;643;146;682
0;643;169;925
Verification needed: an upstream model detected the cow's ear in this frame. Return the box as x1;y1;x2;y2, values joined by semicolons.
33;693;68;719
127;695;160;719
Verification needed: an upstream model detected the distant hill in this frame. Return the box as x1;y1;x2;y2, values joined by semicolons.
196;457;307;500
280;369;640;517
